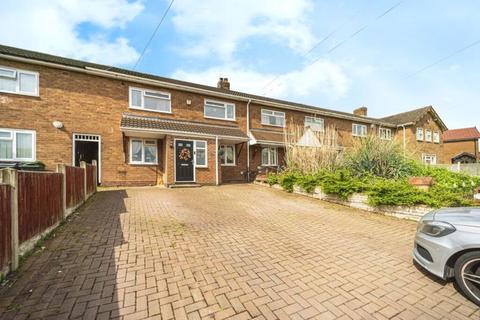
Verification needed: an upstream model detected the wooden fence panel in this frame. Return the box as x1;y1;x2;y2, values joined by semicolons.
17;172;63;244
86;164;95;195
0;184;11;271
65;166;85;209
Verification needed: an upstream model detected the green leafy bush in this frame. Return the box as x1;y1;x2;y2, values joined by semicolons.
279;170;300;192
266;173;279;186
318;169;365;199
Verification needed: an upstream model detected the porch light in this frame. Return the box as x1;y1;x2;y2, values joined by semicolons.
52;120;64;129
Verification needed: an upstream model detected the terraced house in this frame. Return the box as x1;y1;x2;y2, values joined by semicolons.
0;45;449;186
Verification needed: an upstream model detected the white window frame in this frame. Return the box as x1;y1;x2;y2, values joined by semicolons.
433;131;440;144
352;124;367;137
220;144;236;166
194;140;208;168
261;147;278;166
129;86;171;113
425;129;432;142
304;116;324;132
261;109;285;127
379;128;392;140
0;128;36;161
416;128;424;141
0;66;39;96
129;138;158;165
204;99;236;121
422;154;437;165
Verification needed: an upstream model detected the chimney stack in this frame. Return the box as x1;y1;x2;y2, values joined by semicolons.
217;77;230;90
353;106;368;117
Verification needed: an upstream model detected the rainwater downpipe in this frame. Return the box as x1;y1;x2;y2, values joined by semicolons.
246;99;252;182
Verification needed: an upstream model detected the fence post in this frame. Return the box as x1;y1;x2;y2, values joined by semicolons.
56;164;67;217
80;161;87;201
3;169;19;271
92;160;98;193
457;162;461;172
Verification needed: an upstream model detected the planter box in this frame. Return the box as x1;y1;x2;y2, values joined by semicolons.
408;176;434;191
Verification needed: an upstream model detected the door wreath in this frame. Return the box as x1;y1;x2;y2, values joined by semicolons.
179;148;191;161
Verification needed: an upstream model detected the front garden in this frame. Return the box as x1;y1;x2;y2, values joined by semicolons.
266;129;480;210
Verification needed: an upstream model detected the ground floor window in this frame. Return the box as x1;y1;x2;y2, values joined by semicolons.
130;139;157;164
422;154;437;165
220;144;235;166
0;128;35;161
261;147;278;166
194;140;207;167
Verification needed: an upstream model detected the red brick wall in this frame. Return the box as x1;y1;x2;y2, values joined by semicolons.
444;140;478;163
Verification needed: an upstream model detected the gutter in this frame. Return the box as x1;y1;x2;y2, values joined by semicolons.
0;53;396;128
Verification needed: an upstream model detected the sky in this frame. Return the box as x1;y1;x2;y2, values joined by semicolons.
0;0;479;130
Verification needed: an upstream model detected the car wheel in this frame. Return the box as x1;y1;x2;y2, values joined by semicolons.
454;251;480;307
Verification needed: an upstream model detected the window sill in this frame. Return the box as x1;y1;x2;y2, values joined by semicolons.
261;123;285;128
129;106;172;114
0;90;39;98
204;116;236;122
129;162;158;166
196;165;208;169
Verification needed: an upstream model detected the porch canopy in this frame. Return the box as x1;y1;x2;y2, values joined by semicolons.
120;113;249;142
249;128;286;147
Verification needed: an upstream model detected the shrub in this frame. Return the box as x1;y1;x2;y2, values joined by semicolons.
367;179;425;207
266;173;278;186
318;169;365;199
345;135;413;179
279;170;300;192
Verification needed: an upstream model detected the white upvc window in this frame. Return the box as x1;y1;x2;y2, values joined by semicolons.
379;128;392;140
304;116;324;132
425;129;432;142
261;109;285;127
261;147;278;166
219;144;235;166
416;128;424;141
422;154;437;165
433;131;440;144
204;99;235;121
0;128;36;161
352;124;367;137
194;140;207;168
0;66;39;96
129;87;171;113
129;139;158;164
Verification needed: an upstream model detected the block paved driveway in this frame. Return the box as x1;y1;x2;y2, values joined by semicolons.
0;184;478;320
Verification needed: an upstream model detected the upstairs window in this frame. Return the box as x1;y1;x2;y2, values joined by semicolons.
0;66;39;96
261;109;285;127
129;87;171;113
433;131;440;144
0;129;36;161
416;128;424;141
130;139;157;164
304;116;324;132
379;128;392;140
204;100;235;121
261;147;278;166
352;124;367;137
425;129;432;142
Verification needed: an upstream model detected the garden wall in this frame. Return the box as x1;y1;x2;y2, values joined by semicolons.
256;182;432;221
0;161;97;277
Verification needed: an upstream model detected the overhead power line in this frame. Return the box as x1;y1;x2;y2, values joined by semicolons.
133;0;175;70
407;39;480;78
261;1;403;95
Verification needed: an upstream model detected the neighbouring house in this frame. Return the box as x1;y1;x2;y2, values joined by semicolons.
443;127;480;163
0;44;450;186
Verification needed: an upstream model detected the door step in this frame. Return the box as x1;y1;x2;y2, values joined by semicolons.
169;183;202;188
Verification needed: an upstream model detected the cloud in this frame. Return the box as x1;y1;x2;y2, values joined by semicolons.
0;0;143;65
172;59;350;102
170;0;316;60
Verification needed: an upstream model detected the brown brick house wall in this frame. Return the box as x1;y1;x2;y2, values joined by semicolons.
393;112;445;164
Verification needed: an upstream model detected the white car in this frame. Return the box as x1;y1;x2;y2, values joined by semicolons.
413;207;480;306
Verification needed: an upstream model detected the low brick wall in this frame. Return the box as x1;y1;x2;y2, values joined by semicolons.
256;182;432;221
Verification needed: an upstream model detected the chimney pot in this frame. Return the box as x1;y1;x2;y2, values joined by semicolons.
353;106;368;117
217;77;230;90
